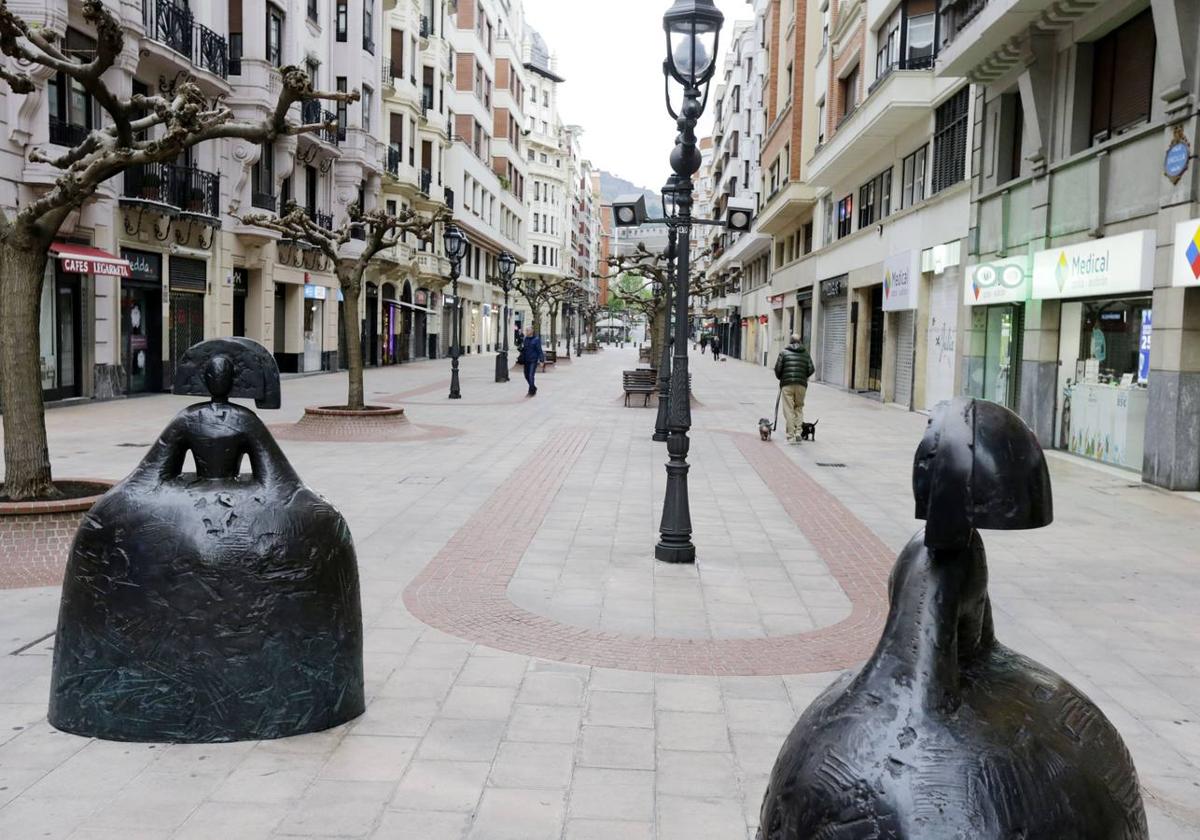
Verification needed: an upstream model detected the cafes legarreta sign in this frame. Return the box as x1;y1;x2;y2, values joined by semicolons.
1032;230;1155;300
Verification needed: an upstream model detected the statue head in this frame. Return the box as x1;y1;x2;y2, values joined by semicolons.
914;398;1053;549
203;355;235;402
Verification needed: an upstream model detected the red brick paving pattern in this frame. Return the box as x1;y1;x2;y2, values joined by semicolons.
403;428;895;676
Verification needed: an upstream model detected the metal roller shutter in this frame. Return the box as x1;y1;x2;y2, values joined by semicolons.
821;299;847;387
893;309;915;408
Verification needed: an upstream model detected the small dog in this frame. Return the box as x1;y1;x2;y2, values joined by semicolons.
759;418;774;441
800;420;818;442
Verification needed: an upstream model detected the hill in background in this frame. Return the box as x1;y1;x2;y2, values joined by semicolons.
597;171;663;217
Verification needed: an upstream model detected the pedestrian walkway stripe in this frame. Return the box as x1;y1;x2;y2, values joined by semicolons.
402;428;894;676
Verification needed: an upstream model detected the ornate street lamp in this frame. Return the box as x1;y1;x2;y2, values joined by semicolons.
443;223;468;399
495;250;518;383
656;0;723;565
653;174;685;443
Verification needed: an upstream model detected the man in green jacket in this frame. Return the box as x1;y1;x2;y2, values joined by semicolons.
774;334;816;443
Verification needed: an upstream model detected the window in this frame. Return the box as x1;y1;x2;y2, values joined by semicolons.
839;66;859;119
336;0;348;42
816;99;825;144
307;0;317;24
363;0;374;53
229;32;243;76
47;29;95;145
931;87;969;193
362;86;373;132
901;145;927;207
906;1;936;68
997;91;1024;184
305;58;319;88
266;5;284;67
336;77;348;140
858;168;892;227
836;194;853;238
1089;8;1155;144
251;142;275;207
822;195;834;245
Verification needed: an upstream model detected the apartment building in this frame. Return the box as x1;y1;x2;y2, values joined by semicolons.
942;0;1200;490
702;14;771;364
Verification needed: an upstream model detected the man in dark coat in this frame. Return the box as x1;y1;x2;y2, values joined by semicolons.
774;334;816;443
520;326;545;396
710;334;721;361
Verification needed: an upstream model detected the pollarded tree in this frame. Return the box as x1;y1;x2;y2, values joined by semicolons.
515;275;570;336
235;203;448;411
0;0;355;501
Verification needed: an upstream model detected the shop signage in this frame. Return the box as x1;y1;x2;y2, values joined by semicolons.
303;284;327;301
1165;125;1190;185
1032;230;1155;300
881;250;920;312
759;315;768;324
443;294;456;305
769;294;785;309
1170;217;1200;287
964;256;1031;306
482;304;492;317
820;278;844;298
53;243;133;278
1138;310;1152;382
121;249;161;283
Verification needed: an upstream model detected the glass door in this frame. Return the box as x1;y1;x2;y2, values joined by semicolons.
982;304;1022;409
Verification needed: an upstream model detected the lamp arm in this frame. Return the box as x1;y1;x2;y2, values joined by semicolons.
663;66;681;121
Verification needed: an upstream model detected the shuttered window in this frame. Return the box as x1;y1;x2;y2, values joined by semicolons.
169;256;207;293
931;87;969;194
1090;9;1156;144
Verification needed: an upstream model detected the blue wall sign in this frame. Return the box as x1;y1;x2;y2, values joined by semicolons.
1165;139;1190;183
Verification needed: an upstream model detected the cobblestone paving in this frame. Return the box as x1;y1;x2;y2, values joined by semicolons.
1;345;1197;838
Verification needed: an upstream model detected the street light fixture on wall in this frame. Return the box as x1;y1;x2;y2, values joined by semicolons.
656;0;723;566
443;223;468;400
495;250;518;383
613;194;649;228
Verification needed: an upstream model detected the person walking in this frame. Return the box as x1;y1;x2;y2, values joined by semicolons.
710;334;721;361
700;333;709;354
519;326;545;396
774;334;815;443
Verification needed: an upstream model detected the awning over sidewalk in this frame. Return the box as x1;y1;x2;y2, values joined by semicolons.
50;243;132;278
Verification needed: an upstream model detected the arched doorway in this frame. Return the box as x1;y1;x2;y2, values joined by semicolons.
381;281;399;365
364;282;379;367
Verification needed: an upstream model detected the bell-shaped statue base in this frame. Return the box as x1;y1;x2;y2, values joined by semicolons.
757;398;1147;839
48;339;364;743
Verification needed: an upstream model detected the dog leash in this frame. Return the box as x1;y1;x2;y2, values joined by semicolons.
772;387;781;431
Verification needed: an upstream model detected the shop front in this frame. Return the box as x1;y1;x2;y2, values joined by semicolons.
796;290;813;348
1034;230;1155;471
43;244;131;401
232;268;248;337
413;288;431;359
119;249;164;394
963;256;1029;410
166;256;207;388
881;251;920;408
302;283;328;373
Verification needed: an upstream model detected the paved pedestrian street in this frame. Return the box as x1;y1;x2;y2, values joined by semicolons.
1;348;1198;839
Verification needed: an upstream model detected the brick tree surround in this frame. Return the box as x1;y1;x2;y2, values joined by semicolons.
404;428;895;676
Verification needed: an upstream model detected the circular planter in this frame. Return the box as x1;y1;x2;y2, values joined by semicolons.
272;406;464;443
0;480;114;590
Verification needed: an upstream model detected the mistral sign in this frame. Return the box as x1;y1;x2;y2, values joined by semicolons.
882;249;920;312
1032;230;1155;300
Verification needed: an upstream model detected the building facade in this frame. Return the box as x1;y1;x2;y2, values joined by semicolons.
942;0;1200;490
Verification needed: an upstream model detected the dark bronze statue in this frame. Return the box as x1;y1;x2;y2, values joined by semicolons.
49;338;364;743
758;398;1147;839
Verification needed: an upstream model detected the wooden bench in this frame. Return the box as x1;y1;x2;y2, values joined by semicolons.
638;346;652;364
542;349;557;371
623;369;658;406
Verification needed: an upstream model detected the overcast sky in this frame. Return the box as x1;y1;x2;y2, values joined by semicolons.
520;0;753;192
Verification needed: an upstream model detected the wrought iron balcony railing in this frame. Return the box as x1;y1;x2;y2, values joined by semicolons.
419;169;432;195
143;0;229;79
422;88;435;112
420;15;431;38
48;116;89;147
386;145;401;177
305;207;333;230
869;54;936;93
124;162;220;216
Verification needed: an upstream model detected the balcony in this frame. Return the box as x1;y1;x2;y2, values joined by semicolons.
385;146;401;177
420;169;432;195
304;207;333;230
755;181;820;237
869;54;935;94
142;0;229;79
936;0;1077;79
124;162;220;217
420;15;432;39
807;68;940;187
48;116;89;147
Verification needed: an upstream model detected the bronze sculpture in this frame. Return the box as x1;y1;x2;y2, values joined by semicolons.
49;338;364;743
758;398;1147;839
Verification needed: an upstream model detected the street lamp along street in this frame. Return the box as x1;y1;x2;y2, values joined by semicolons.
443;224;468;400
655;0;723;565
495;251;518;383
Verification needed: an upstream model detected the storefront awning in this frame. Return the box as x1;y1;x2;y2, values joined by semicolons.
383;298;436;315
50;243;131;278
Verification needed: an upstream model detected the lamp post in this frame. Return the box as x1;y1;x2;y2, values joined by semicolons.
443;223;468;399
654;175;685;443
656;0;723;565
495;251;517;382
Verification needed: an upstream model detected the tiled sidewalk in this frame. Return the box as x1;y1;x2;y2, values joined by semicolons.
1;345;1197;838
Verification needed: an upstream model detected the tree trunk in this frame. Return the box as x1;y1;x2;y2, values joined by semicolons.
0;242;57;501
550;306;559;349
341;280;365;410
